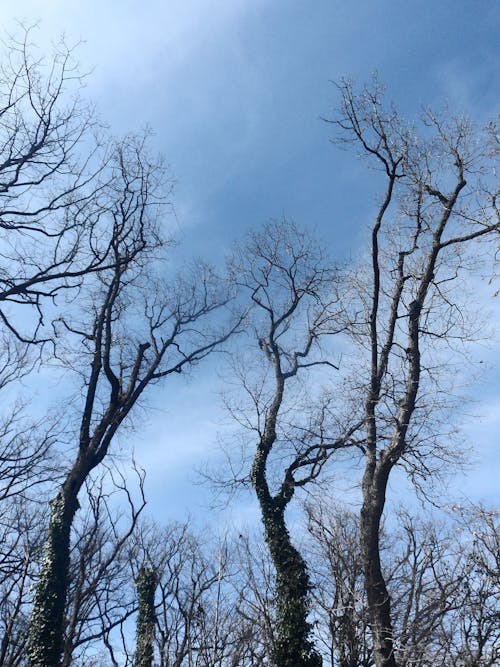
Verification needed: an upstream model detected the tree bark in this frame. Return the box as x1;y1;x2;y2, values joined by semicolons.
360;464;397;667
261;499;321;667
27;467;86;667
133;567;158;667
252;448;321;667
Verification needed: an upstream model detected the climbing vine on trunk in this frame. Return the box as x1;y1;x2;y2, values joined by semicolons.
230;222;356;667
133;567;158;667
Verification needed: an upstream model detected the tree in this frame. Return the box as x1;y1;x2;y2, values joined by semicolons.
226;221;359;667
0;37;159;662
26;133;239;667
327;79;499;667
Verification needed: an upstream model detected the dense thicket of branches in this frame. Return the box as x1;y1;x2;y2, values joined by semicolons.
0;27;498;667
1;489;498;665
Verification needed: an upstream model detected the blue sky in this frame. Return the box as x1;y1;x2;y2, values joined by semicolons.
1;1;499;528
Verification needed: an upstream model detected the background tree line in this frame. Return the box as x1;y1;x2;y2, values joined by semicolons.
0;27;498;667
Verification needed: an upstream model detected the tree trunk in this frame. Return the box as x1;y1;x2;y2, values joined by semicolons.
360;468;397;667
257;488;321;667
27;458;90;667
27;485;81;667
133;567;158;667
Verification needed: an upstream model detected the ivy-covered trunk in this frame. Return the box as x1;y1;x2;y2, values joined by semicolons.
252;446;321;667
27;479;82;667
236;222;338;667
263;499;321;667
133;567;158;667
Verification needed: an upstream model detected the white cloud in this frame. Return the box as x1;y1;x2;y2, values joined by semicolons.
0;1;264;93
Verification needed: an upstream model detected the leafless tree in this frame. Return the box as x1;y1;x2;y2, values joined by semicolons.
326;79;499;667
26;132;239;667
0;22;132;537
0;37;167;650
225;220;362;667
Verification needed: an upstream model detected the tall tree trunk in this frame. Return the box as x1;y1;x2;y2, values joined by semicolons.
27;472;83;667
134;567;158;667
360;466;397;667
